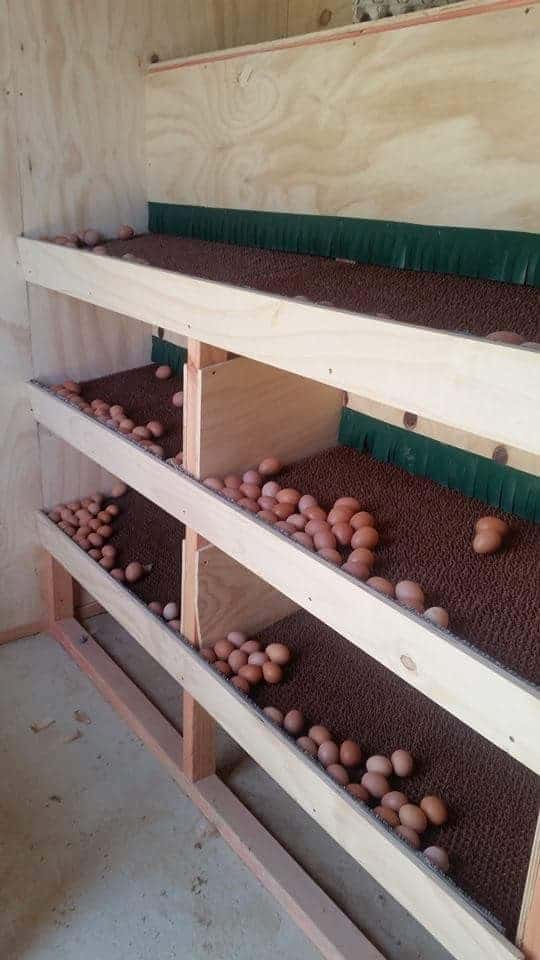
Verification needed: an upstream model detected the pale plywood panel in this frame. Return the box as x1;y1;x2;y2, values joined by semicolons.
196;545;298;647
197;356;344;478
517;814;540;955
28;384;540;773
20;241;540;458
36;514;522;960
287;0;353;34
146;4;540;230
0;0;43;633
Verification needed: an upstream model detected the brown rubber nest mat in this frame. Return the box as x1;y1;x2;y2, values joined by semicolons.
80;363;183;461
250;608;539;938
102;488;183;608
271;446;539;686
104;234;539;340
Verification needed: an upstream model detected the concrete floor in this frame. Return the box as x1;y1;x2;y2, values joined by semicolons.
0;617;452;960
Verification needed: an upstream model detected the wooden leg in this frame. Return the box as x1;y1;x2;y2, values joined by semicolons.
518;814;540;959
43;552;74;624
183;693;216;781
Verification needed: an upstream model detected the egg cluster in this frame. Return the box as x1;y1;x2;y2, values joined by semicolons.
203;458;450;628
147;600;181;632
200;632;293;695
264;708;450;872
485;330;539;348
472;516;510;555
49;374;183;465
46;223;136;254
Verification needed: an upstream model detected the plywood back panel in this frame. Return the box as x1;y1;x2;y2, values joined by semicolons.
196;544;298;647
146;3;540;231
195;356;344;479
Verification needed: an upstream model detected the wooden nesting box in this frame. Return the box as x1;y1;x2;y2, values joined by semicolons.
6;2;540;959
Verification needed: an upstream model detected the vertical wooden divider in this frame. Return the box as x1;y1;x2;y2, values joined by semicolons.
43;554;75;625
181;339;229;782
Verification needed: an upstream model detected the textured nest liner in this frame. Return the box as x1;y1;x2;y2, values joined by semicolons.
104;234;539;340
80;362;183;462
271;446;539;687
251;609;539;940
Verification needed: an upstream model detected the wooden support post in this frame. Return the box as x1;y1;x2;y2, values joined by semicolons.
43;552;74;625
181;339;228;781
518;814;540;959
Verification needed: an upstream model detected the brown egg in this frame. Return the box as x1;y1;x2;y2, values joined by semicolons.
243;469;262;486
286;513;306;531
204;477;224;491
339;740;362;767
118;418;135;434
172;391;184;408
82;229;102;247
87;502;101;517
265;643;291;666
155;364;172;380
303;505;328;523
275;492;300;511
96;510;111;523
63;380;81;394
347;783;370;802
349;511;375;530
224;474;242;490
399;804;428;833
309;725;333;746
168;621;182;633
238;498;260;513
342;560;370;581
361;772;390;798
351;527;379;550
395;825;421;849
366;755;393;777
297;736;318;757
240;482;261;500
327;506;355;525
258;510;277;525
160;602;177;621
247;651;268;666
305;519;330;537
424;846;450;872
275;520;296;535
241;639;261;655
239;664;263;685
327;764;349;785
60;507;77;524
67;500;82;512
125;561;144;583
228;650;249;673
222;488;242;502
214;660;233;677
59;522;76;537
298;494;318;515
88;519;101;532
106;504;120;517
472;530;502;554
231;675;251;694
258;457;281;476
332;521;354;546
87;532;104;548
424;607;450;629
475;516;509;538
292;531;315;550
262;661;283;684
366;577;394;598
148;601;163;615
200;648;217;664
334;497;361;512
133;425;152;440
318;741;339;767
77;538;91;551
48;510;62;523
101;545;116;559
117;224;135;240
395;581;425;611
96;524;113;538
214;639;235;660
318;548;343;566
75;525;91;539
382;791;408;812
258;495;278;511
272;502;295;520
349;547;375;569
313;530;337;550
374;806;400;827
227;630;248;648
420;795;448;826
485;330;525;344
391;749;414;777
262;481;281;498
110;568;125;582
88;549;102;561
264;706;284;725
111;481;127;497
283;709;304;735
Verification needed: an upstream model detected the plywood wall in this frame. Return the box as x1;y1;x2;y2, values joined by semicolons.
146;3;540;232
1;0;347;637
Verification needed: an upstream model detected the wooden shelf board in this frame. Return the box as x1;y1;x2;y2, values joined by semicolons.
19;238;540;458
29;386;540;775
38;520;520;960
